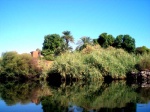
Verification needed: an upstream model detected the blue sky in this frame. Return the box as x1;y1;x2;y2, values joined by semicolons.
0;0;150;54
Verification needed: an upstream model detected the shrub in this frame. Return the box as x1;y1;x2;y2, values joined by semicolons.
81;45;94;54
135;46;150;55
136;57;150;71
0;52;42;80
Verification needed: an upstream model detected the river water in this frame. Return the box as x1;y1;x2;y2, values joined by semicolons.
0;81;150;112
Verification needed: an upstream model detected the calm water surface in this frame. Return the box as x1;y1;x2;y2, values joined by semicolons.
0;81;150;112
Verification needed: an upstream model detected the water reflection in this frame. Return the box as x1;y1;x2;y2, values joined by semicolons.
0;81;51;106
0;81;150;112
42;81;138;112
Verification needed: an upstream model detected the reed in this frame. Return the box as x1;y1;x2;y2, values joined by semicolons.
49;45;145;80
135;53;150;71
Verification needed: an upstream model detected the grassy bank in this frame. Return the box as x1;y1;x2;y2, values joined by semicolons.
49;45;145;80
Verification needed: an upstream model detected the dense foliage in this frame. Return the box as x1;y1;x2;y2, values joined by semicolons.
113;35;123;48
42;34;64;60
136;55;150;71
135;46;150;54
49;45;139;80
121;35;136;53
41;31;74;60
0;52;42;80
97;33;115;48
97;33;136;53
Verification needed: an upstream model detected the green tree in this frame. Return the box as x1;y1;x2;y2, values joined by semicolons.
42;34;63;52
122;35;135;53
62;31;74;50
107;34;115;46
97;33;108;48
113;35;136;53
42;34;64;60
113;35;123;48
97;33;115;48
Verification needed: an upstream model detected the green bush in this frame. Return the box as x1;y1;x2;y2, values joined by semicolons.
136;56;150;71
44;54;55;61
135;46;150;55
0;51;42;80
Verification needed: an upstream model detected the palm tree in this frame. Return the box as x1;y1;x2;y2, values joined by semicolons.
81;36;92;45
62;31;74;50
76;36;92;51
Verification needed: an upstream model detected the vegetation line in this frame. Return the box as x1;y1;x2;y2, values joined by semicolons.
0;31;150;81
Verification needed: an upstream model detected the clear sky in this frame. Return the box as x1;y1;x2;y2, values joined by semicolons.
0;0;150;54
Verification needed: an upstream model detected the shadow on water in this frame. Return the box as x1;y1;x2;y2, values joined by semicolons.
47;73;62;87
97;103;136;112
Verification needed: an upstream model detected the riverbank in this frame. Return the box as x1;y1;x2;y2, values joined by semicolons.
0;45;150;81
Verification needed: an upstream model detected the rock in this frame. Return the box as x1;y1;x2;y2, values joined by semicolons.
141;71;146;74
141;73;147;78
147;71;150;75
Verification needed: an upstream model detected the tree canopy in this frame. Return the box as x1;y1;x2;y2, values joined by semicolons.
97;33;135;53
42;34;63;52
42;34;64;60
113;35;123;48
122;35;135;53
97;33;115;48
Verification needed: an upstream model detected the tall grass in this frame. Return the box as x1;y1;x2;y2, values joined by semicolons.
135;53;150;71
49;45;146;80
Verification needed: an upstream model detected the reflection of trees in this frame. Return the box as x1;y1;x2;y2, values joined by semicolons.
1;80;150;112
41;96;68;112
91;81;137;109
138;87;150;103
41;81;138;112
0;81;51;105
